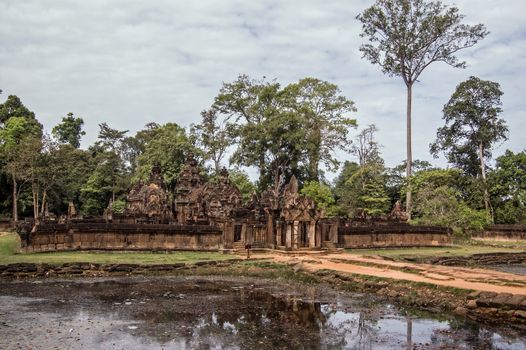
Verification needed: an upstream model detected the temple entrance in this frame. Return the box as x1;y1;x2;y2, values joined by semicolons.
234;224;242;242
281;223;286;247
299;222;308;248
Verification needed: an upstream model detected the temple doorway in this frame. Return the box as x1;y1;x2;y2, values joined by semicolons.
234;224;242;242
299;222;308;248
281;223;287;247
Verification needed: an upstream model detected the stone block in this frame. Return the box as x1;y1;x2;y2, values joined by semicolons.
504;294;526;310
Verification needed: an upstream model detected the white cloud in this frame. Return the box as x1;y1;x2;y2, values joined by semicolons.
1;0;525;180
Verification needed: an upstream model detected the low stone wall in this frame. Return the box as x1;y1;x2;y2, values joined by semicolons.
0;219;13;231
338;225;452;248
0;259;243;278
19;222;223;252
474;225;526;240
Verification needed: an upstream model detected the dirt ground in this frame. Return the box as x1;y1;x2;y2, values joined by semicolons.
258;252;526;295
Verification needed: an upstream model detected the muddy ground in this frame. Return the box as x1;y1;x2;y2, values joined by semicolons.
1;275;525;350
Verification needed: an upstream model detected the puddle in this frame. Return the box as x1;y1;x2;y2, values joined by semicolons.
0;276;524;349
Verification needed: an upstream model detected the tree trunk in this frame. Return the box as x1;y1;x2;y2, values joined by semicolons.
479;142;492;220
32;182;39;220
405;83;413;219
12;173;18;222
309;127;321;181
40;190;47;218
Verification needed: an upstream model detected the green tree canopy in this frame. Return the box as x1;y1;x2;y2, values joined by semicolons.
210;75;356;190
52;112;86;148
489;150;526;224
134;123;196;189
430;76;508;215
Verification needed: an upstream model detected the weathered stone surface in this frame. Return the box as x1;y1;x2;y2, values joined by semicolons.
503;294;526;309
466;299;478;309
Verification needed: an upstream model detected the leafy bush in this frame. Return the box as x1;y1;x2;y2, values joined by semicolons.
112;199;126;214
412;185;490;237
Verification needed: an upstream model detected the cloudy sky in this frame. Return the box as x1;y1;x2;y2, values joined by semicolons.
1;0;525;180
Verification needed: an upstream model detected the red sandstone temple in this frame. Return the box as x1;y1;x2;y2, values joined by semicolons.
17;156;452;253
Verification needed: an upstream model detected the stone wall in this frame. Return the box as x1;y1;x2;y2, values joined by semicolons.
338;225;452;248
474;225;526;240
0;219;12;231
20;222;223;252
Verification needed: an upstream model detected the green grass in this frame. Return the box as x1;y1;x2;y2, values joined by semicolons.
0;232;238;265
346;245;525;260
470;238;526;249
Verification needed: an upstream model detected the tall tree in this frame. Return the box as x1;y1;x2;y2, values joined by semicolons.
430;76;508;217
0;95;42;221
211;75;303;191
91;123;131;202
52;112;86;148
357;0;488;217
95;122;129;153
283;78;357;180
350;124;382;166
190;109;232;174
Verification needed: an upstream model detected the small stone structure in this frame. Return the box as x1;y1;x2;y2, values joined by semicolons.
17;156;452;252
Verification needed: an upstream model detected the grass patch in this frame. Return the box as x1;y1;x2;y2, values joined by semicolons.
347;245;525;260
469;239;526;250
0;232;238;265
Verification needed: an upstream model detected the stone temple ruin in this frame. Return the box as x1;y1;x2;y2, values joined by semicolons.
17;155;452;252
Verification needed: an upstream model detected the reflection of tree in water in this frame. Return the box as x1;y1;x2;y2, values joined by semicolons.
430;318;497;349
136;286;349;349
353;311;377;350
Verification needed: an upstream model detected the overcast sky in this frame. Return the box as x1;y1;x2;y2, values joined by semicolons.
1;0;525;180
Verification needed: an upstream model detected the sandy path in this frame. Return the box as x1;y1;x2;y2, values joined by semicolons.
258;253;526;295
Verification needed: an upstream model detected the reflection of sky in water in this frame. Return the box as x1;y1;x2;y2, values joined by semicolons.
322;304;525;350
3;283;526;350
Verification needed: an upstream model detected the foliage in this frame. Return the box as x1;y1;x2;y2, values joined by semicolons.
112;199;126;214
80;151;127;215
210;75;356;189
357;0;487;83
45;144;92;214
228;169;256;204
95;122;129;153
409;169;490;235
385;160;433;207
335;161;390;218
412;185;489;236
0;95;40;127
350;124;382;166
190;109;233;174
121;122;161;172
282;77;357;179
52;112;86;148
489;150;526;224
430;76;508;177
300;181;338;216
134;123;196;189
430;76;508;216
0;95;43;220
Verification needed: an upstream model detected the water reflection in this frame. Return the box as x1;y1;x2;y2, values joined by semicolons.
1;277;525;350
126;285;524;349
